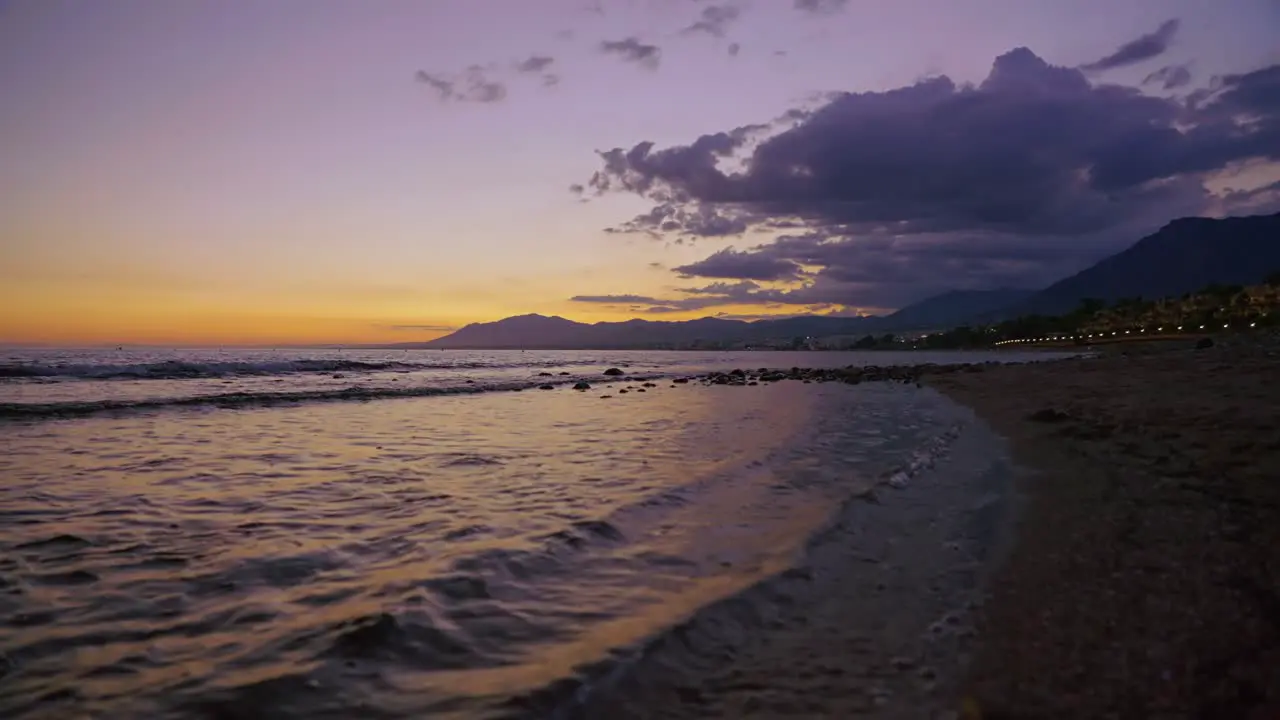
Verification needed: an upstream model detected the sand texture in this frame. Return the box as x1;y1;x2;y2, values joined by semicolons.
589;336;1280;719
931;336;1280;719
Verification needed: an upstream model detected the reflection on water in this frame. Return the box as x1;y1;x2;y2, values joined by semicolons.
1;379;967;719
0;347;1073;417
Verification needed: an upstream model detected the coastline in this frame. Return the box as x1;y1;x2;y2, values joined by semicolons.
7;340;1277;718
930;334;1280;718
542;335;1280;719
527;384;1012;720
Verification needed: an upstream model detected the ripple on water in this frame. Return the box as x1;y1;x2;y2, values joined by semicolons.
0;380;983;719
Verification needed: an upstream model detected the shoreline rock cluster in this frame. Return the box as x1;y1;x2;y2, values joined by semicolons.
591;362;992;391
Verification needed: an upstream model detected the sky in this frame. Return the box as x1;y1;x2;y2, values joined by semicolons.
1;0;1278;346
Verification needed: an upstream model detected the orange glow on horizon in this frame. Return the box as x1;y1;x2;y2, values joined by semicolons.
0;296;857;347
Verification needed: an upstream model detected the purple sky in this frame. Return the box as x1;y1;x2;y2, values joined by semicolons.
2;0;1278;344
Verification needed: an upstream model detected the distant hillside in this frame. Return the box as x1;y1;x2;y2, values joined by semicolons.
414;313;884;350
884;288;1035;329
394;211;1280;349
414;291;1053;350
1011;212;1280;316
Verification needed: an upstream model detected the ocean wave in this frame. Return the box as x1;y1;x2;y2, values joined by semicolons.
0;379;591;420
512;421;988;719
0;371;675;420
0;357;613;381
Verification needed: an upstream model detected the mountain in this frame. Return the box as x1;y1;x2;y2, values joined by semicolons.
1011;212;1280;316
402;212;1280;349
883;288;1036;329
413;313;883;349
410;314;586;349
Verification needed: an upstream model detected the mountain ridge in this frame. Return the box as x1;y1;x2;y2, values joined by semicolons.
404;211;1280;349
1006;211;1280;317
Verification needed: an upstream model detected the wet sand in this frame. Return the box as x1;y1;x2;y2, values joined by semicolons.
929;336;1280;719
594;336;1280;719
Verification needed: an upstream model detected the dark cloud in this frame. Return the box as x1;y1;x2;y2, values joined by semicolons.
679;280;763;295
673;248;802;280
712;310;836;321
570;294;664;304
1216;179;1280;215
604;202;751;237
728;42;741;57
585;123;770;236
682;5;742;38
571;280;785;314
600;37;662;69
514;55;559;88
414;71;454;99
516;55;555;73
793;0;848;15
1209;64;1280;118
581;46;1280;309
414;66;506;103
669;233;1098;308
570;280;858;316
1082;19;1179;72
1143;64;1192;90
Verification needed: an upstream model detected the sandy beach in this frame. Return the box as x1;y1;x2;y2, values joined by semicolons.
4;342;1277;719
569;336;1280;719
932;336;1280;719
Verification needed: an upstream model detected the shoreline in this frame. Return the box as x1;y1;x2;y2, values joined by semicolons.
527;385;1012;719
8;340;1276;717
552;334;1280;718
929;333;1280;718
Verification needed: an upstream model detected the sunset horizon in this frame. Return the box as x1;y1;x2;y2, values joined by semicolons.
4;0;1278;345
4;3;1280;716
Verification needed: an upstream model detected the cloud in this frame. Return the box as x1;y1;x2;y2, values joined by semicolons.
415;66;507;103
581;46;1280;308
1143;64;1192;90
570;281;780;314
728;42;741;57
673;248;802;280
570;294;665;304
667;232;1089;308
1082;19;1179;72
604;202;751;237
600;37;662;69
679;280;763;295
682;5;742;38
514;54;559;87
414;72;456;100
516;55;555;73
793;0;848;15
711;310;827;321
1204;63;1280;119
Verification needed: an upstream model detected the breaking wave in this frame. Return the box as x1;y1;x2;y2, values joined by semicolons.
0;357;607;381
0;377;633;420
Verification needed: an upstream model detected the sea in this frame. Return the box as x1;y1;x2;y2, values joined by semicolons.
0;347;1066;719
